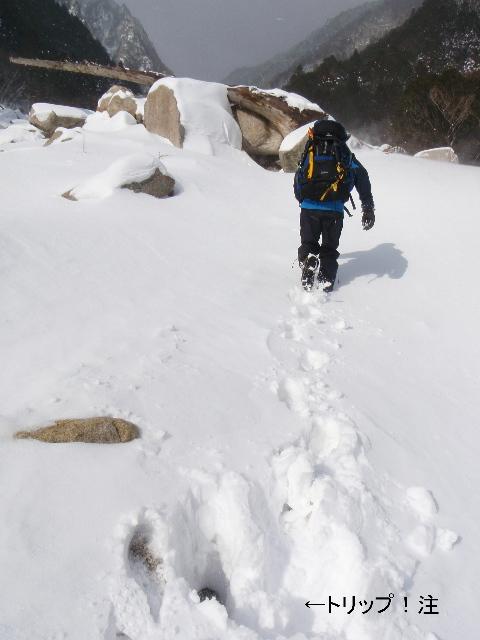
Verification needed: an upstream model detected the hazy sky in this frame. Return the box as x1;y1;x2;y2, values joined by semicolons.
123;0;367;81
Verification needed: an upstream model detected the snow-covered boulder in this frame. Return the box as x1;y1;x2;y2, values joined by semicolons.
0;121;44;146
15;417;139;444
29;103;91;137
415;147;459;163
229;86;327;166
279;121;316;173
62;153;175;201
145;78;242;153
44;127;82;147
97;85;143;123
84;110;138;133
229;87;325;135
379;143;407;155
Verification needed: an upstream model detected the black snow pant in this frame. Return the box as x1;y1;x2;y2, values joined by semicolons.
298;209;344;283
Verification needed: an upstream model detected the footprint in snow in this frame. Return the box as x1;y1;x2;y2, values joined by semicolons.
277;377;310;417
126;520;165;622
405;487;460;555
405;487;438;521
300;349;330;372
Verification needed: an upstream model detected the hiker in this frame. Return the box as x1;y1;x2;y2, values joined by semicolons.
294;120;375;292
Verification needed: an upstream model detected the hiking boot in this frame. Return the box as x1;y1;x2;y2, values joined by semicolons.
318;271;335;293
300;254;319;291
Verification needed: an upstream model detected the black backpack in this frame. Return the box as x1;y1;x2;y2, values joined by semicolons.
294;121;355;206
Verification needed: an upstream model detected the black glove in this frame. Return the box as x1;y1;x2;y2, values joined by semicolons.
362;206;375;231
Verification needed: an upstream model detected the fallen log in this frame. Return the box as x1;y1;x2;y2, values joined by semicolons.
9;56;167;87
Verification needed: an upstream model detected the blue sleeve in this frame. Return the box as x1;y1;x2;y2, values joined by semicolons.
351;155;374;210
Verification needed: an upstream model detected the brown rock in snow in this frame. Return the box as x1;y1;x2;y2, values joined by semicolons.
98;85;142;122
15;417;140;444
144;84;184;147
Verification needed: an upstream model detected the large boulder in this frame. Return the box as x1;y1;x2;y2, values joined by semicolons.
144;83;184;147
29;103;91;137
235;108;283;156
15;417;140;444
98;85;142;123
228;87;327;168
414;147;459;163
228;87;325;138
145;78;243;153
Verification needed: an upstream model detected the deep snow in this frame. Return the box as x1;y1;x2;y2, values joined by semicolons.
0;101;478;640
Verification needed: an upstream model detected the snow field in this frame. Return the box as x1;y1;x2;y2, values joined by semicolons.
0;98;478;640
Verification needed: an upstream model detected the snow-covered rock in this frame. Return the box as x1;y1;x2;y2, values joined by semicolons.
0;121;44;146
84;110;138;133
29;103;92;136
415;147;459;163
228;85;326;138
379;143;408;154
143;80;325;162
62;152;174;201
145;78;242;154
97;85;143;123
16;417;139;443
44;127;83;147
253;87;324;114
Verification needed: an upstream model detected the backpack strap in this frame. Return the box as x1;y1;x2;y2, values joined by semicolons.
307;143;315;179
297;136;313;170
319;161;347;202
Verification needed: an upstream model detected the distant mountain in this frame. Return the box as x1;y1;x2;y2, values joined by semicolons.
224;0;421;88
0;0;111;109
59;0;173;73
286;0;480;163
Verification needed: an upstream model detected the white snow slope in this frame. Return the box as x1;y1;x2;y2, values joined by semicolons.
0;102;478;640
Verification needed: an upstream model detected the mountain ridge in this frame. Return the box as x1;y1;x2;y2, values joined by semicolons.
224;0;421;88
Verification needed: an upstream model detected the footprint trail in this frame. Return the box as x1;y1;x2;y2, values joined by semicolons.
106;286;458;640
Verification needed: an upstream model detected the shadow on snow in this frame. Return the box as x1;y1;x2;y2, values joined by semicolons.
339;243;408;287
